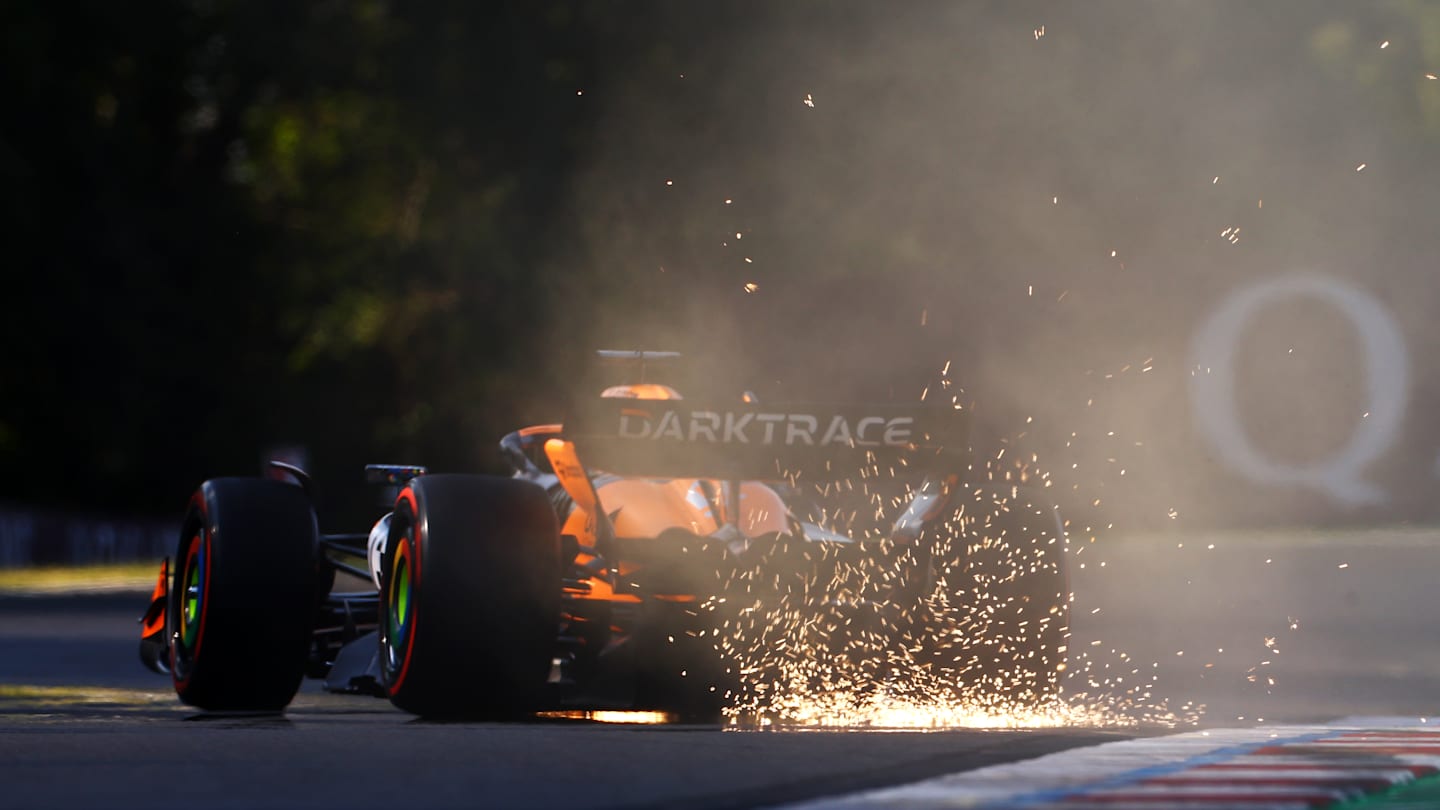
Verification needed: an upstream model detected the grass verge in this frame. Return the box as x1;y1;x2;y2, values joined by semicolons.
0;561;161;595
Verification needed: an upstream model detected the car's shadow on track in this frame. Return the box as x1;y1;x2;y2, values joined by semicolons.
181;711;294;728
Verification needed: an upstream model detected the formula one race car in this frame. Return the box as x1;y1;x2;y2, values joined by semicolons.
139;351;1069;719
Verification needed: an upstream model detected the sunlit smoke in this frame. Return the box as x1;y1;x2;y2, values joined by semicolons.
680;425;1197;729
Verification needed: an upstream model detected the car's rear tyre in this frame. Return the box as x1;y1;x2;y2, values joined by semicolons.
380;475;560;718
170;478;320;711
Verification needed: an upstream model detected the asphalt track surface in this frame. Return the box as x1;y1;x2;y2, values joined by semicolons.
2;528;1438;809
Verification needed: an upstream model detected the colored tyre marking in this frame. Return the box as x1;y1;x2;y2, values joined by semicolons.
385;487;422;695
171;501;212;692
388;543;411;646
385;536;415;683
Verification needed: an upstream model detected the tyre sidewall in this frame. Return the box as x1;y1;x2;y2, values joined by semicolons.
170;478;320;711
381;475;559;717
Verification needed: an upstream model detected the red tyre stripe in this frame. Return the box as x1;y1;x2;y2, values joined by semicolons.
173;492;213;692
386;486;422;696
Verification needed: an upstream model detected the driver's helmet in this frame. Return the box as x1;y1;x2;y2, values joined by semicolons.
600;383;682;400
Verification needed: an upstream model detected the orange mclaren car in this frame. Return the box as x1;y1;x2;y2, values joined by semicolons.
139;351;1067;719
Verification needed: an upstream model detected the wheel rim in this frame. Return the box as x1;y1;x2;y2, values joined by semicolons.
172;529;207;681
383;535;415;677
181;536;203;647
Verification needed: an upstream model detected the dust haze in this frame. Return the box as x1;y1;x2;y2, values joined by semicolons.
547;2;1440;723
555;0;1440;531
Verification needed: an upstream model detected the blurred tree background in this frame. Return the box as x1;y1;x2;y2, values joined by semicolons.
2;1;1437;529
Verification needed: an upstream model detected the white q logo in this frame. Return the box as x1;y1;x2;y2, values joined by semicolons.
1189;276;1408;506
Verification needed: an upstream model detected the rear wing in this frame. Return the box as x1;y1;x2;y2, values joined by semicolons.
562;399;968;480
